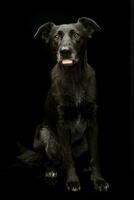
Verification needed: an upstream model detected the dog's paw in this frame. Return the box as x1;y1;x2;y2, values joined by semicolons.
45;169;58;186
93;178;109;192
45;169;57;178
66;180;81;192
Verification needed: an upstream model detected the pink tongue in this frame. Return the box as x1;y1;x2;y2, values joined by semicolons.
62;59;73;65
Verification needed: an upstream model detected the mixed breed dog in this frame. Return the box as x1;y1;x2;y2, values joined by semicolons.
20;17;109;192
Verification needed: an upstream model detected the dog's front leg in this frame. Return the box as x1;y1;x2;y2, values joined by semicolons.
87;124;109;192
57;124;81;192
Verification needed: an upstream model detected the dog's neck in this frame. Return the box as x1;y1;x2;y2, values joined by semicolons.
51;51;90;97
50;51;92;105
60;51;88;83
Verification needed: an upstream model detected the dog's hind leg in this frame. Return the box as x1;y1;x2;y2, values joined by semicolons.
33;124;62;179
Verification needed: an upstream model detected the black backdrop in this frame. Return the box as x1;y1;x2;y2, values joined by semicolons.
0;0;132;195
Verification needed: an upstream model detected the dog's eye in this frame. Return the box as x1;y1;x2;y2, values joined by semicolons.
73;33;80;40
54;34;60;41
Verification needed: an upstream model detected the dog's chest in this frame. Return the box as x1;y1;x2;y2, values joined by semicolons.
75;89;85;106
69;113;87;141
59;100;93;130
61;83;86;107
61;85;92;119
71;82;86;106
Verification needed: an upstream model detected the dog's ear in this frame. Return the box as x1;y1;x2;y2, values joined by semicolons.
78;17;101;38
34;22;55;43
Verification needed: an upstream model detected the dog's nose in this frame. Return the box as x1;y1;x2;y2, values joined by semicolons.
60;46;71;57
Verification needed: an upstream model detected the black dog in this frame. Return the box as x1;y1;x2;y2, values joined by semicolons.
33;17;109;192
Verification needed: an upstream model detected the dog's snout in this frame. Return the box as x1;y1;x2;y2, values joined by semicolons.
60;46;71;57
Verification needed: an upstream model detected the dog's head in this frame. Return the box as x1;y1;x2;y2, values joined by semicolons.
34;17;100;67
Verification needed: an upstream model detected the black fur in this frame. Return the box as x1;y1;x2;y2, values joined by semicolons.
32;17;109;192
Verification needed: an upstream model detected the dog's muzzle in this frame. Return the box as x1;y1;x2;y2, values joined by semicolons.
59;46;74;66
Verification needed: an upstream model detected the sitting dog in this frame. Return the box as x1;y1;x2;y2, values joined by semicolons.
33;17;109;192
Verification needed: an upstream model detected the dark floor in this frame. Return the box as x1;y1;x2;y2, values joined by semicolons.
0;156;133;196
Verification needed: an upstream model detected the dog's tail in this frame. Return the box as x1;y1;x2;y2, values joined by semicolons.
16;142;44;168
